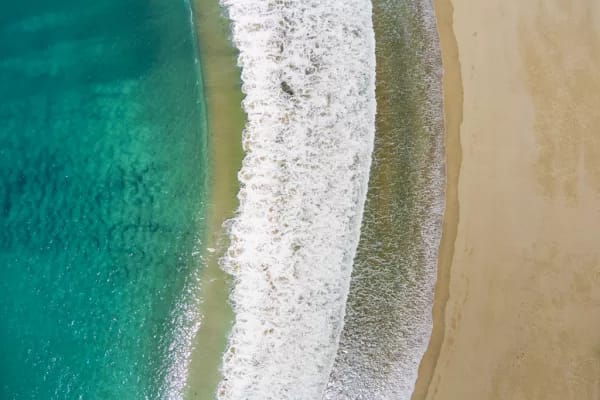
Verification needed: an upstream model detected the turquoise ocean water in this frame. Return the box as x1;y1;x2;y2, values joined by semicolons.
0;0;208;398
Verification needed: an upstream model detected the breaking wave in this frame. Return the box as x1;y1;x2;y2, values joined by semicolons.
217;0;376;398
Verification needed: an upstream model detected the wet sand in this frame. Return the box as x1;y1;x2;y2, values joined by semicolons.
185;0;245;398
413;1;600;399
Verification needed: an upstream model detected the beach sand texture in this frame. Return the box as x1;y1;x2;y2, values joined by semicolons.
186;0;245;398
413;0;600;399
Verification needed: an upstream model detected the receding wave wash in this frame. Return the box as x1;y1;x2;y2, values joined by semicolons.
216;0;376;399
325;0;445;398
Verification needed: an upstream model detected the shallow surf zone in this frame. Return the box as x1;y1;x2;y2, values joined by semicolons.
324;0;445;399
217;0;376;399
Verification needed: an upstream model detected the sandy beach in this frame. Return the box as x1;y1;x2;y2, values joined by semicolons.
185;0;245;398
413;0;600;399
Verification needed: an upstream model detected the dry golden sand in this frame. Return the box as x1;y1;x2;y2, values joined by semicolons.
185;0;244;398
413;0;600;399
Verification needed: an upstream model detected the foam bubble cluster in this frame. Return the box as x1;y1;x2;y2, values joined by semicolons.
217;1;376;398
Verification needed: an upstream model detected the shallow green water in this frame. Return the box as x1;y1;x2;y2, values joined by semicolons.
0;0;208;398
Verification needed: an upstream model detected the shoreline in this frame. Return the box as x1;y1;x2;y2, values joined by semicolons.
411;0;462;398
185;0;245;398
326;1;446;397
413;0;600;399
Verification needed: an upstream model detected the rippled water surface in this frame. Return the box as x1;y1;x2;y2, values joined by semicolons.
0;0;207;398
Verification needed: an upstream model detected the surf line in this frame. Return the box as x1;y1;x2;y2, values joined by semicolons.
216;1;377;399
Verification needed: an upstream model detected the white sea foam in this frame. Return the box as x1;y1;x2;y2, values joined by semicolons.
217;1;376;399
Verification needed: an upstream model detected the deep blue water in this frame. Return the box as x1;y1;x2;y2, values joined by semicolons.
0;0;208;398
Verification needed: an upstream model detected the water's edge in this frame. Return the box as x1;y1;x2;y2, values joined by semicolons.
411;0;463;397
